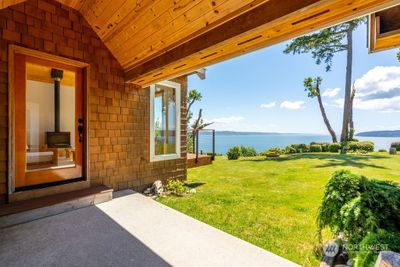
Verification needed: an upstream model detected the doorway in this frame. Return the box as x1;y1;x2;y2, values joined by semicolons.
11;48;88;189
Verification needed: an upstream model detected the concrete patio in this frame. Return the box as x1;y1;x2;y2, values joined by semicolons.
0;190;299;267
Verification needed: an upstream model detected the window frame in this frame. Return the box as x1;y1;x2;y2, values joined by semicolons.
149;80;181;162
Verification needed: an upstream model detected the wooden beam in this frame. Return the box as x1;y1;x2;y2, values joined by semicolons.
127;0;399;85
125;0;318;83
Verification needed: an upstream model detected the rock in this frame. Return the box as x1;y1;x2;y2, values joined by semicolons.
151;180;163;195
375;251;400;267
189;188;196;194
389;147;397;155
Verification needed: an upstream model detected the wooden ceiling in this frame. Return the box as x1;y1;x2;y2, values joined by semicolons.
369;5;400;53
1;0;399;86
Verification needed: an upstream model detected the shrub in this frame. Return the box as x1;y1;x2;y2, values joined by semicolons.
165;179;186;195
328;142;341;153
240;146;258;157
359;141;374;152
263;147;282;155
310;144;323;152
226;146;241;160
317;170;400;245
310;142;329;152
391;142;400;150
285;145;297;154
289;144;310;153
378;149;387;153
353;230;400;267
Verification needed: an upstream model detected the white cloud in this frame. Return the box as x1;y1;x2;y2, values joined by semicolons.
280;100;305;110
352;66;400;112
322;87;340;97
260;102;276;109
210;116;245;124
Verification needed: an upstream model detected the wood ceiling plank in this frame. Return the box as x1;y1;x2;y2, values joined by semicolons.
127;0;397;85
82;0;127;32
94;0;155;38
115;0;263;67
104;0;196;50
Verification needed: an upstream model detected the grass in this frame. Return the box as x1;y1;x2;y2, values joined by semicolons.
158;153;400;266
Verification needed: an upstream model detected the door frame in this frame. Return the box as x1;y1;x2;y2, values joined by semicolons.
8;45;91;198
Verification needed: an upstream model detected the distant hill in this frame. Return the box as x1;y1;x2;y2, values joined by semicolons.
356;130;400;137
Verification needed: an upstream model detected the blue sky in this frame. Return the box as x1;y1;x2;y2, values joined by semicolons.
188;23;400;134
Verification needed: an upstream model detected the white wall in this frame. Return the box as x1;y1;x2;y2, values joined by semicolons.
26;80;76;149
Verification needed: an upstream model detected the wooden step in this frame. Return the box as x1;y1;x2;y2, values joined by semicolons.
0;185;113;229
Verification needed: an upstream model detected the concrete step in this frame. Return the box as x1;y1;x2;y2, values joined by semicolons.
0;185;113;229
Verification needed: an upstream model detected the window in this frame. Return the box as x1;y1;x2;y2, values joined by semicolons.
150;81;181;161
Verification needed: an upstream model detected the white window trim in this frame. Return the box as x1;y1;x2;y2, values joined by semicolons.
150;80;181;162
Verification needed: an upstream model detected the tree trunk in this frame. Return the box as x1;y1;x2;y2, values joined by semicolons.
316;86;338;143
349;85;355;139
340;26;354;142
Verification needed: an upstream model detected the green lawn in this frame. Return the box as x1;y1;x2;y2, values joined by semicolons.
158;153;400;266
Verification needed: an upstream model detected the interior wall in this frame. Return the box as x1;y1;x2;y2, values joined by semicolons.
26;80;76;149
0;0;187;204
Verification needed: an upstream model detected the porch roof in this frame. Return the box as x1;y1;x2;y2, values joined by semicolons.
1;0;399;86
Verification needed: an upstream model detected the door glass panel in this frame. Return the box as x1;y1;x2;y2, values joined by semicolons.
154;84;177;155
26;63;76;171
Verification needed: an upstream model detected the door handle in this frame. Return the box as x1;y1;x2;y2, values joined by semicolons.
78;118;84;143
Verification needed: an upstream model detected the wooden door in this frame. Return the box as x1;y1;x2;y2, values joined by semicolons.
14;54;84;188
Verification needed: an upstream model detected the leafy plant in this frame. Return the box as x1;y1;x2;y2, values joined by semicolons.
328;143;341;153
317;170;400;245
263;147;282;155
311;142;330;152
285;145;297;154
391;142;400;151
353;230;400;267
165;179;186;195
227;146;241;160
378;149;387;153
310;144;323;152
240;146;258;157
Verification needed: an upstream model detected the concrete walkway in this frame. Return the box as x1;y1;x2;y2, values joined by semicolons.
0;190;300;267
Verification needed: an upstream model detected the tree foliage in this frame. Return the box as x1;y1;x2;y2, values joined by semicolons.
303;76;322;97
284;19;364;71
187;89;202;122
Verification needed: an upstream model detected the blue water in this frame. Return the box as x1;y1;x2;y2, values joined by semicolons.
196;133;400;154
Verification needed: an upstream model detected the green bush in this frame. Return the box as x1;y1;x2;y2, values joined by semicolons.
317;170;400;245
378;149;387;153
347;141;374;152
227;146;241;160
263;147;282;155
353;230;400;267
310;144;323;152
391;142;400;150
289;144;310;153
165;179;186;195
359;141;374;152
328;142;341;153
240;146;258;157
310;142;329;152
284;145;297;154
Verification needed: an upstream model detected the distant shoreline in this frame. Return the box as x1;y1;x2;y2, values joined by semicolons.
356;130;400;137
200;131;327;136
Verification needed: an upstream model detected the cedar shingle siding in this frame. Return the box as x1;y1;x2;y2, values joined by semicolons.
0;0;187;204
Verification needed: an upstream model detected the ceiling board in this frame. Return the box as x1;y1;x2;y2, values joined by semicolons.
126;0;399;85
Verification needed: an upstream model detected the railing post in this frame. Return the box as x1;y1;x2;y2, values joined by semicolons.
195;130;199;163
212;129;215;161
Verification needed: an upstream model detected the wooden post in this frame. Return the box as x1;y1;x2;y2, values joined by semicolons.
212;129;215;161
